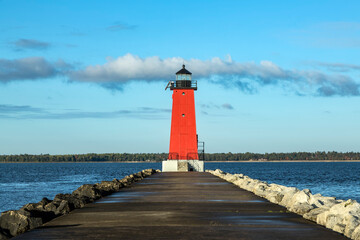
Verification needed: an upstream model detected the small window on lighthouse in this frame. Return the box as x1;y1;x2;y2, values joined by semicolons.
182;92;185;95
182;114;185;117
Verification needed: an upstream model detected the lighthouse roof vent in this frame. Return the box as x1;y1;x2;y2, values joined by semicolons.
176;64;192;75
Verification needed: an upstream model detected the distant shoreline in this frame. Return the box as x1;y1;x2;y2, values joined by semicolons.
1;160;360;163
211;160;360;162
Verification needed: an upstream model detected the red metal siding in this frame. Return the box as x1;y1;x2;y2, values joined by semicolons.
168;89;198;160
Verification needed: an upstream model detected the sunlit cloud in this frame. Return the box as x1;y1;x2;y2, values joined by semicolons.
1;54;359;97
69;54;360;97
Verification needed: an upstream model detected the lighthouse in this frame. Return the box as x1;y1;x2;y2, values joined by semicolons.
162;65;204;172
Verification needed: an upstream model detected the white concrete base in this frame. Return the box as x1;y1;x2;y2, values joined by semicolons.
162;160;204;172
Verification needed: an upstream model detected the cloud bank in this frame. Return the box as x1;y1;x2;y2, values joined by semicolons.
1;54;359;96
0;104;170;120
70;54;360;96
0;57;71;82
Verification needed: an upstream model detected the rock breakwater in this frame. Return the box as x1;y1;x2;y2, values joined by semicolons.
0;169;159;239
208;169;360;240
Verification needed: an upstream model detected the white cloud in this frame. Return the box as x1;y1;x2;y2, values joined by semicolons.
1;54;359;97
69;54;360;96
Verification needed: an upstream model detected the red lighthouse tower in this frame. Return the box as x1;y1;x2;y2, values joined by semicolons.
162;65;204;172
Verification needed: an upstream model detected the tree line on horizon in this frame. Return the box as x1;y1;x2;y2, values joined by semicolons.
0;151;359;162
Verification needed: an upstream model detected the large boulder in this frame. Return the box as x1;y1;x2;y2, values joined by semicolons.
54;193;91;210
268;183;285;192
249;179;266;191
233;173;244;178
303;207;329;222
120;175;135;185
54;200;71;215
0;210;32;237
72;184;103;200
279;187;300;207
309;193;339;209
265;191;284;204
0;198;59;237
132;172;144;181
21;197;52;212
317;199;360;238
232;179;246;188
223;173;238;183
287;189;315;215
44;202;58;213
142;168;157;176
263;184;287;204
94;182;117;196
252;183;269;198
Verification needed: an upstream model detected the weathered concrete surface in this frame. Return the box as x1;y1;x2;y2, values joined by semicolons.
14;172;349;240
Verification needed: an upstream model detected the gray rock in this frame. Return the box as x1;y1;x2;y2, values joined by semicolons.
223;173;238;182
303;207;329;222
44;202;58;213
132;172;144;181
289;202;315;215
55;200;71;215
72;184;102;200
54;193;91;210
279;187;300;207
287;189;316;215
265;191;284;204
143;168;157;175
120;175;134;185
317;199;360;230
0;210;29;237
253;183;269;198
21;197;52;212
95;181;118;195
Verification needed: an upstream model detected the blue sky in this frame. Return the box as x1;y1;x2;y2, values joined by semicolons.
1;0;360;154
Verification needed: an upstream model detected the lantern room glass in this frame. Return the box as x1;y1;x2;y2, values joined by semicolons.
177;74;191;80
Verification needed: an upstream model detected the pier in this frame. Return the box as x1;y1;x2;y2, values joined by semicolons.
15;172;349;240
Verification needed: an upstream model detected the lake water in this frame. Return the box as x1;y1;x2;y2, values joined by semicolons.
0;162;359;213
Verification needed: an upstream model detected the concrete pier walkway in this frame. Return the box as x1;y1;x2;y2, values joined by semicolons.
15;172;349;239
